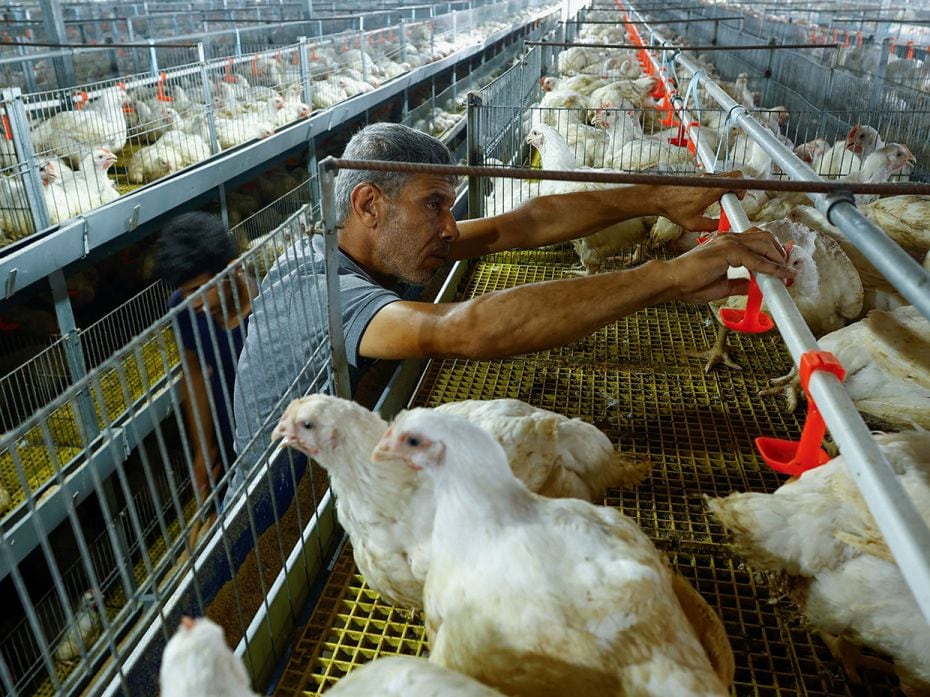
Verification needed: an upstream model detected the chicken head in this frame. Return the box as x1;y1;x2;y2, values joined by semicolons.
272;393;355;458
373;414;447;471
159;616;257;697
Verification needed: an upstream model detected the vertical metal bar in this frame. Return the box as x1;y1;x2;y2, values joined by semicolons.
17;41;38;94
148;39;159;75
298;36;313;107
318;160;351;397
39;0;77;88
400;19;407;64
466;92;483;218
869;37;891;112
197;44;221;157
48;270;100;443
3;88;51;235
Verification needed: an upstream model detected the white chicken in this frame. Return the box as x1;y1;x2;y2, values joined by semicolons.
127;142;185;184
434;398;649;499
597;108;698;173
841;143;915;204
323;656;504;696
374;409;733;697
32;86;129;164
693;218;863;373
480;158;534;215
786;201;920;313
706;430;930;693
812;125;862;178
62;147;119;208
861;195;930;263
526;124;652;273
54;590;102;665
781;306;930;426
272;394;647;609
159;616;258;697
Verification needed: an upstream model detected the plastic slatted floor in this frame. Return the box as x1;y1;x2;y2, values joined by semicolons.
275;252;902;697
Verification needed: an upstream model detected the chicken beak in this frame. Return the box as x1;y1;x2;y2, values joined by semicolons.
371;427;396;462
905;146;917;166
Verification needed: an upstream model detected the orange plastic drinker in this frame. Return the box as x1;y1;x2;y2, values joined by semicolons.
715;208;774;333
756;351;846;476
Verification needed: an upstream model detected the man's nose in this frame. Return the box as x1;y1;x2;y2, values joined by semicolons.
439;210;459;241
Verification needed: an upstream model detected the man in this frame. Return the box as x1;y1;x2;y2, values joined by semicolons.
229;123;795;494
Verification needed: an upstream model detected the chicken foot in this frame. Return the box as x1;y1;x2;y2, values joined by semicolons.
757;366;801;411
818;632;897;685
688;325;740;373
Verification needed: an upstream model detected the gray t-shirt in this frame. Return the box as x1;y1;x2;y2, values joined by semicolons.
228;234;401;494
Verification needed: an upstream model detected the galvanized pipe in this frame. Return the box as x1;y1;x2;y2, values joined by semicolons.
319;159;352;399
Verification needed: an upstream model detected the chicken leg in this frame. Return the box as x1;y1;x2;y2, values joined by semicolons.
819;631;897;685
689;325;740;373
757;366;801;411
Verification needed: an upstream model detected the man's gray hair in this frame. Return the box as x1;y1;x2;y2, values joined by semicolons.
334;122;455;225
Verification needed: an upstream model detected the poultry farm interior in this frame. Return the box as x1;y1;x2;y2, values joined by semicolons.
1;0;929;695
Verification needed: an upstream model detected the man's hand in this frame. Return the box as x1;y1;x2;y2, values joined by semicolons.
657;227;797;304
655;171;747;232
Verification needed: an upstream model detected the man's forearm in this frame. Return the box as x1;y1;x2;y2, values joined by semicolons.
424;259;676;360
452;185;663;260
505;185;662;249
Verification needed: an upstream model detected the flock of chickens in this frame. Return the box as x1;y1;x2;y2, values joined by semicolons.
153;388;930;696
0;10;539;248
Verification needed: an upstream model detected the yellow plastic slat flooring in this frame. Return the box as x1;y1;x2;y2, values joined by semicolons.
0;329;179;519
275;250;901;697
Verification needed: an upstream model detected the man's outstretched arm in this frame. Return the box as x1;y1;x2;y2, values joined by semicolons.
360;228;792;361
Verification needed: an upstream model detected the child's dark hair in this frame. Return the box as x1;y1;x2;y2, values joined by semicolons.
154;212;237;287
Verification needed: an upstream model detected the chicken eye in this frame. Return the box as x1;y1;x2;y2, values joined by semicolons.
302;420;314;430
406;436;421;447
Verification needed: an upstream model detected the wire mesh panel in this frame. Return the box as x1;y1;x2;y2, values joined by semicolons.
655;3;930;179
467;40;723;218
0;196;344;695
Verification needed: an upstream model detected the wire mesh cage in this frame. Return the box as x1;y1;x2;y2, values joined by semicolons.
0;199;341;696
651;5;930;181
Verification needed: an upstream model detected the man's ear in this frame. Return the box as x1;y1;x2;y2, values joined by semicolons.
350;183;383;227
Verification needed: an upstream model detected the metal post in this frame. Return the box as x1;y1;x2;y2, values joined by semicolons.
39;0;77;88
869;37;891;112
148;38;159;75
3;88;50;234
234;27;242;58
197;43;221;157
466;92;483;218
17;41;38;94
399;19;407;64
298;36;313;106
195;41;227;233
48;270;99;441
318;159;352;398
